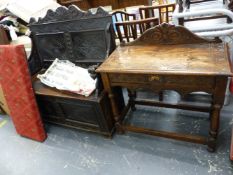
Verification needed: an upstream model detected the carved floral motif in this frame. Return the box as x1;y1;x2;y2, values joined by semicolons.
29;5;109;24
127;23;221;46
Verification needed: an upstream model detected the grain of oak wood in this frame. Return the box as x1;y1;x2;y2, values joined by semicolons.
97;43;231;75
96;23;233;152
58;0;149;10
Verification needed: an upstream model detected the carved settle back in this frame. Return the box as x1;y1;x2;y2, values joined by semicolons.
28;5;116;75
125;23;221;46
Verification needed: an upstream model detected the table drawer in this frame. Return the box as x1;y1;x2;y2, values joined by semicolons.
109;74;215;88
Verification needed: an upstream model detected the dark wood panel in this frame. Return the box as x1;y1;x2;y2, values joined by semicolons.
109;74;215;88
58;0;91;9
35;86;116;136
0;27;10;45
116;0;149;9
58;0;149;10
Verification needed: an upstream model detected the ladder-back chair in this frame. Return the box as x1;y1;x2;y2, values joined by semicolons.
115;17;159;43
139;3;176;23
112;10;137;22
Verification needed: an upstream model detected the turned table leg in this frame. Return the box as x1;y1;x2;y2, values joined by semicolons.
108;91;124;134
207;76;228;152
101;73;124;134
127;89;136;111
207;104;221;152
159;91;163;101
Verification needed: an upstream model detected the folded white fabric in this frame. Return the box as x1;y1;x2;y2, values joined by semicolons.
4;0;60;23
37;58;96;97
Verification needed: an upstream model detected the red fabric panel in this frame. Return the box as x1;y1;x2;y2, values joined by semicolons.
0;45;47;142
230;78;233;94
231;128;233;160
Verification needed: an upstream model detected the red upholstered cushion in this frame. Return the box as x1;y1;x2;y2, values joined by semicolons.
0;45;47;142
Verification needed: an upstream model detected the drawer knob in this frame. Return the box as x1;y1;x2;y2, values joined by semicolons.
149;75;160;81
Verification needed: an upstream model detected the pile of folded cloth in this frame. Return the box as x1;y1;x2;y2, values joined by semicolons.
0;0;60;57
37;59;96;97
0;14;29;41
0;0;60;39
0;0;60;23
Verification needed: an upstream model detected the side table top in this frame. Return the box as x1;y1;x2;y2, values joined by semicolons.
96;43;232;76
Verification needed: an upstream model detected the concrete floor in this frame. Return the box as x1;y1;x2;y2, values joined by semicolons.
0;91;233;175
1;1;233;174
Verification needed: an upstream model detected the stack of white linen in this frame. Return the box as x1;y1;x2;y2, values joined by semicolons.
37;59;96;97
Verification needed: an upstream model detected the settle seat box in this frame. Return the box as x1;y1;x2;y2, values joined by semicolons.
32;78;115;136
28;6;124;136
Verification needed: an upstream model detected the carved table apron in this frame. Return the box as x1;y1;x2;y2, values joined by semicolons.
97;41;232;152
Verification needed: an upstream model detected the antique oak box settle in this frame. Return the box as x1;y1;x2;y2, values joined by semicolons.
28;6;124;136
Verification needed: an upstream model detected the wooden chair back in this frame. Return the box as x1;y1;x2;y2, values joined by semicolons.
112;10;136;22
112;11;137;41
115;17;159;43
139;3;176;23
